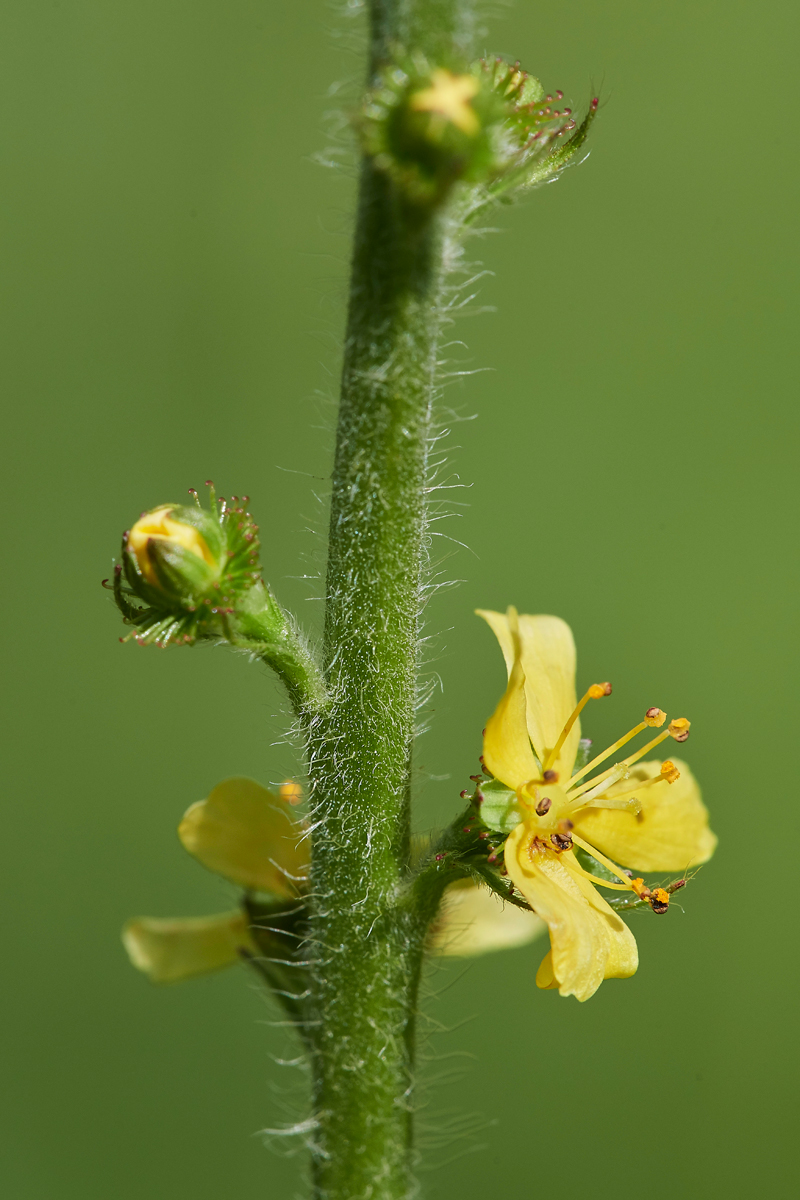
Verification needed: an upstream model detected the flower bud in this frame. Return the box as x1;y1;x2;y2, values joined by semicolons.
112;484;263;646
360;57;506;207
127;504;220;592
359;53;599;209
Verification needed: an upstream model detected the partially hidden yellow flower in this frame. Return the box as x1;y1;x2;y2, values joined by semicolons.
477;607;717;1002
427;877;545;957
122;777;309;984
178;776;309;895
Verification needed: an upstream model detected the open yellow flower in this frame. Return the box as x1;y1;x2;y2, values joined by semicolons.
477;607;717;1002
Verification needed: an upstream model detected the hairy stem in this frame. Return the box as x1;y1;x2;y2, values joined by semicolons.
304;2;474;1196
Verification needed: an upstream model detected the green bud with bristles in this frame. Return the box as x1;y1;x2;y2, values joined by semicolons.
106;484;326;713
360;54;507;207
112;484;262;647
359;52;599;212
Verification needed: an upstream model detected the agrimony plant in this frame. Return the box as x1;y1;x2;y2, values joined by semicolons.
108;2;716;1197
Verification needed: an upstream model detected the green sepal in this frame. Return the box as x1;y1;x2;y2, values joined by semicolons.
479;777;524;834
146;537;216;602
519;97;599;191
242;894;314;1048
162;503;225;560
463;858;532;912
111;564;149;623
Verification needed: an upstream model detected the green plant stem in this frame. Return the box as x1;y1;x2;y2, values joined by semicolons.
232;581;328;716
303;3;474;1196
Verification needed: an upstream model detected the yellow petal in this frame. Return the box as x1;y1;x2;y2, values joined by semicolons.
482;630;539;790
477;610;580;776
121;911;255;983
178;777;309;895
427;878;545;957
128;505;216;586
535;949;559;990
572;758;717;873
504;825;638;1001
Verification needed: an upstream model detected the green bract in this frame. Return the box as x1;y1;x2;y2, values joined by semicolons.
479;777;524;834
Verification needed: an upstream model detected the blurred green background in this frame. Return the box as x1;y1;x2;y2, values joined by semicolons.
2;0;797;1196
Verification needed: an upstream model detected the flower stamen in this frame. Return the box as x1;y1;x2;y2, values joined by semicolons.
668;718;691;743
543;682;612;771
582;760;682;806
563;851;635;892
570;833;638;890
567;724;689;800
567;708;666;788
631;878;671;914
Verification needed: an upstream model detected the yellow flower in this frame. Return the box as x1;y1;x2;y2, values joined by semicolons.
127;504;216;588
122;778;308;984
409;69;481;136
477;607;717;1002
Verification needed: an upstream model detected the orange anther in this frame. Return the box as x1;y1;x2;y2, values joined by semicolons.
644;707;667;727
588;682;612;699
669;718;691;743
660;760;680;784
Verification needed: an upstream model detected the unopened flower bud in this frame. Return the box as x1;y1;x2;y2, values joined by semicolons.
126;504;222;596
360;57;506;208
111;484;264;647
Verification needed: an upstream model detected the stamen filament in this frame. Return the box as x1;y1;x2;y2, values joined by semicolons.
567;729;672;800
543;683;608;771
568;765;628;807
567;721;647;787
562;856;633;892
588;774;666;803
571;833;637;889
